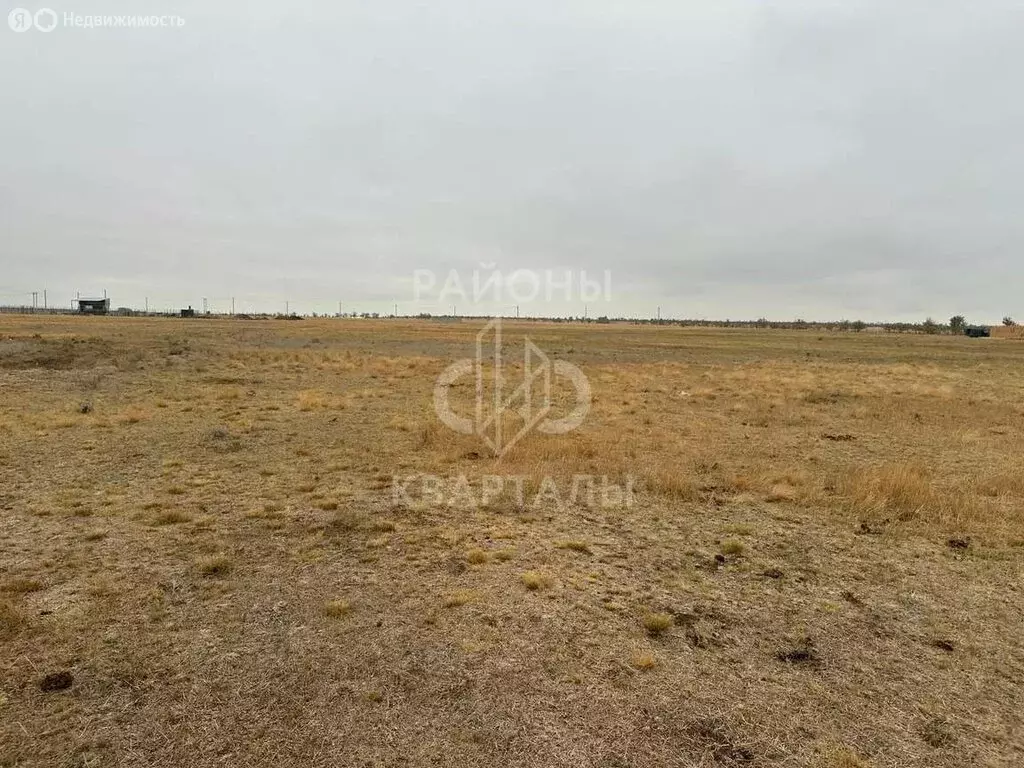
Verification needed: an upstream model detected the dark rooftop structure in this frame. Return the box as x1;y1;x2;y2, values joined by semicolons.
964;325;991;338
75;298;110;315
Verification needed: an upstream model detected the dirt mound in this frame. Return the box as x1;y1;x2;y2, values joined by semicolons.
0;336;116;369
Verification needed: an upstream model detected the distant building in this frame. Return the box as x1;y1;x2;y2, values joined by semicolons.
75;298;110;315
964;325;991;338
181;306;196;318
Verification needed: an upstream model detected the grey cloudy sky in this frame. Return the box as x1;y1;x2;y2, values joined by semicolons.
2;1;1022;321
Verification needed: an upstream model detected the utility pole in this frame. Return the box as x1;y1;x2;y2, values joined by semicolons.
394;303;398;317
657;306;661;322
338;300;342;317
286;300;289;315
516;305;519;318
43;290;47;309
31;292;37;309
231;297;235;315
145;297;149;313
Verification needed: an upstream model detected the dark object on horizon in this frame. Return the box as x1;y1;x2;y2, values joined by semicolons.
181;306;196;318
964;326;990;338
75;297;110;315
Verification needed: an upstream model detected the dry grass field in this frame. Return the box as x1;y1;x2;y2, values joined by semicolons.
1;315;1022;767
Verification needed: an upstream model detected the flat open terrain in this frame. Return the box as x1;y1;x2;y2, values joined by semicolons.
1;316;1022;767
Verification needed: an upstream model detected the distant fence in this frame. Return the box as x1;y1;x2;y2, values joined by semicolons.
0;306;79;315
0;305;179;317
0;305;298;320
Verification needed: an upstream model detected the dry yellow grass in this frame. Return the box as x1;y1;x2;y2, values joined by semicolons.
2;577;43;594
818;746;873;767
520;571;552;591
989;325;1024;340
0;315;1022;767
442;589;476;608
642;611;674;636
152;509;193;526
556;540;592;554
0;599;25;637
719;539;746;557
628;649;658;670
323;599;351;617
196;555;233;577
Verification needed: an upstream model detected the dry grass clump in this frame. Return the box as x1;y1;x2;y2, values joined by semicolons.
556;540;592;554
974;470;1024;498
197;555;233;577
803;388;855;405
2;577;43;594
297;389;350;411
328;509;365;532
920;718;956;748
629;650;658;670
208;426;243;453
323;599;352;617
520;571;552;591
817;746;872;767
245;507;284;521
442;590;476;608
843;463;932;516
0;599;25;637
115;406;149;425
642;469;698;500
152;510;192;526
297;390;328;411
67;503;93;518
642;612;673;636
466;548;490;564
841;463;977;527
416;418;451;450
719;539;746;557
765;483;798;503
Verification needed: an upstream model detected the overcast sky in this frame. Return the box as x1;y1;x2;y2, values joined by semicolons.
2;1;1022;321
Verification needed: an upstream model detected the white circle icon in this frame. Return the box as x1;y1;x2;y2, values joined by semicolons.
34;8;58;32
8;8;34;32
